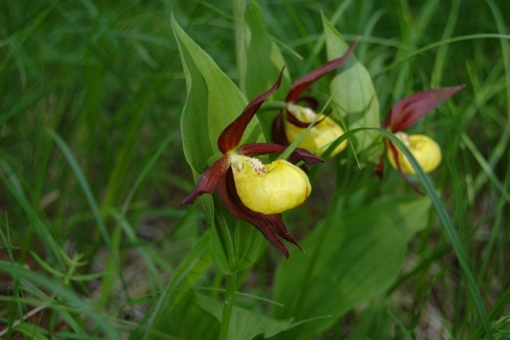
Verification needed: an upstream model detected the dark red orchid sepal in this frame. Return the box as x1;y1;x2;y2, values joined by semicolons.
383;85;465;132
183;68;324;257
285;37;361;103
218;67;286;154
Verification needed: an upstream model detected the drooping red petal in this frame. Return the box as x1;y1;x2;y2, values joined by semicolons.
286;38;360;103
218;68;285;154
182;156;230;204
383;85;465;132
217;169;294;258
295;96;319;110
237;143;324;165
388;141;424;195
271;111;290;146
263;213;304;253
285;107;330;129
285;111;325;129
375;154;384;178
286;111;314;128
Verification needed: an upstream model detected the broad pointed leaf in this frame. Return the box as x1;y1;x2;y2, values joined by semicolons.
272;195;431;339
323;15;382;163
143;233;212;339
166;290;220;340
233;0;291;139
233;0;290;101
196;293;292;340
162;289;292;340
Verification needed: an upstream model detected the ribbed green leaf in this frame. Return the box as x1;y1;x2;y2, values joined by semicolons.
159;289;291;340
323;15;382;163
209;201;264;275
233;0;290;101
233;0;290;138
196;293;292;340
345;298;392;340
272;195;431;339
143;232;211;339
167;290;220;340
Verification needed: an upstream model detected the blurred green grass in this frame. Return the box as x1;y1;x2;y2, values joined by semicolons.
0;0;509;338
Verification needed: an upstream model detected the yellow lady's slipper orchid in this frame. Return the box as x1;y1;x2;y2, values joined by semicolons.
272;39;360;157
377;85;464;193
230;154;311;214
284;104;347;157
183;69;324;258
386;132;442;174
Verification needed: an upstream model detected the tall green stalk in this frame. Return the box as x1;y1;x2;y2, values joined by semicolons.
219;271;237;340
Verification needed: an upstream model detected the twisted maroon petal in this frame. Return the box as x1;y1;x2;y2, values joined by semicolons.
218;68;285;154
375;154;384;178
271;111;290;146
295;96;319;110
217;168;305;258
237;143;324;165
286;37;360;103
284;111;320;129
182;156;230;204
388;141;424;195
286;111;313;128
383;85;465;132
263;213;304;253
285;107;330;129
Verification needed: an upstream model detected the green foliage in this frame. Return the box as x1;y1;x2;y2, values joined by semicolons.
345;298;392;340
196;292;292;340
1;0;509;338
273;195;431;339
233;0;291;139
143;233;211;339
233;0;291;101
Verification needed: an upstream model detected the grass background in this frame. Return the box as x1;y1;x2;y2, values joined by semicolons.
1;0;509;338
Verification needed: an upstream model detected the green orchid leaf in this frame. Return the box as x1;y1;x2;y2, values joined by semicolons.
210;201;264;275
167;290;221;340
196;293;292;340
173;14;259;179
344;298;392;340
233;0;290;138
233;0;290;101
161;290;292;340
142;232;212;339
272;195;431;339
322;15;382;163
172;15;264;274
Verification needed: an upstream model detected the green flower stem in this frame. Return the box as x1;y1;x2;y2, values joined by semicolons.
219;271;237;340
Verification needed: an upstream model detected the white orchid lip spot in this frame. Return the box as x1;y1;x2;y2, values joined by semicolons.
230;155;311;215
284;104;347;157
387;132;442;174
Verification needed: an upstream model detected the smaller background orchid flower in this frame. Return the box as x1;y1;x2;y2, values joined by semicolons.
183;69;324;258
378;85;465;192
272;38;360;157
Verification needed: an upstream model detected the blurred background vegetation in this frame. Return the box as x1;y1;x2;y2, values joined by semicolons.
1;0;509;338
